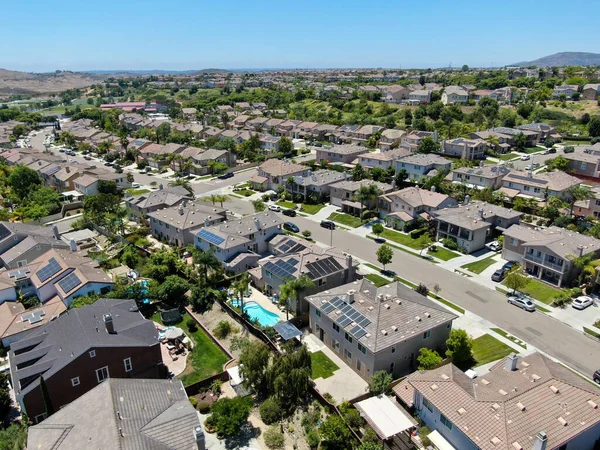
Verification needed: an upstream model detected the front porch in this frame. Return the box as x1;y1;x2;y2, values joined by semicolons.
523;260;564;286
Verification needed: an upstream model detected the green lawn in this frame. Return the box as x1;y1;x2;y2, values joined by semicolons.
365;273;392;287
310;350;339;379
583;327;600;339
379;229;421;250
461;256;498;274
522;147;543;154
471;334;516;367
483;159;498;165
515;279;563;305
300;203;326;214
491;327;527;349
430;246;460;261
126;188;151;196
328;212;362;228
277;200;297;209
234;189;255;197
497;152;520;161
430;294;465;314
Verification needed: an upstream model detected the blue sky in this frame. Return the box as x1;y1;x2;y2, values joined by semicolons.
2;0;597;72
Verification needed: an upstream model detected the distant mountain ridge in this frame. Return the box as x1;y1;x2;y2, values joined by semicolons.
0;68;103;98
85;68;231;75
512;52;600;67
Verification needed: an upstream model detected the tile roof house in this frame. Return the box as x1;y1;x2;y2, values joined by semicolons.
329;179;394;215
583;83;600;100
502;224;600;286
394;153;451;182
450;165;511;190
379;129;407;151
400;131;439;151
316;144;369;165
0;222;63;265
125;186;193;221
562;143;600;179
441;138;487;160
356;148;413;171
441;86;469;105
0;233;69;269
552;85;579;99
252;159;310;191
290;169;349;201
9;299;163;422
27;378;203;450
307;279;457;379
501;171;581;201
433;200;522;253
393;352;600;450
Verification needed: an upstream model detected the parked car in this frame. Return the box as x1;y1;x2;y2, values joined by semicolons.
218;172;233;179
572;296;594;310
320;220;335;230
487;241;502;252
502;261;517;272
594;370;600;384
83;155;92;160
268;205;281;212
548;148;556;154
524;164;533;170
283;222;299;233
282;209;296;217
507;295;536;312
104;162;113;167
520;155;530;161
491;269;506;282
541;149;550;155
132;182;141;188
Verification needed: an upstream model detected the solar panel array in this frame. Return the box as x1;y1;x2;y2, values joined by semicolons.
36;257;62;282
306;257;344;280
197;229;225;245
58;272;82;293
21;310;46;324
8;268;31;280
264;258;299;279
278;239;306;254
320;296;371;340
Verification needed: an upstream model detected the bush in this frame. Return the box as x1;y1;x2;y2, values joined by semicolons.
213;320;232;339
264;426;285;449
362;428;380;444
344;408;363;430
197;401;211;413
186;318;198;332
259;397;283;425
189;397;198;408
442;238;458;250
302;230;312;239
306;430;320;448
415;283;429;296
410;228;427;239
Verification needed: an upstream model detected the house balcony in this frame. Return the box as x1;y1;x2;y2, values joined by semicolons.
523;253;566;273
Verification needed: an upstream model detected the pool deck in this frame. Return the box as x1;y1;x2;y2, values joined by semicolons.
241;287;286;321
153;322;188;376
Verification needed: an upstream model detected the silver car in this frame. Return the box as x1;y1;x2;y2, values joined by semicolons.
507;295;536;312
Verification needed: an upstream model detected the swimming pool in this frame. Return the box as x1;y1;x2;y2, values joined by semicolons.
230;300;280;327
157;326;174;340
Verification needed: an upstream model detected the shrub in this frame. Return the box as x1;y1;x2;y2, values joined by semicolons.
189;397;198;408
210;379;222;395
323;392;335;404
569;287;583;298
415;283;429;296
362;428;380;444
344;408;363;430
213;320;232;339
186;318;198;332
197;401;211;413
259;397;283;425
302;230;312;239
410;228;427;239
306;430;320;448
442;238;458;250
264;426;285;449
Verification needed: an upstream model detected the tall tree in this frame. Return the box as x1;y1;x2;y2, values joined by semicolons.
355;184;383;218
234;272;251;320
239;341;271;396
376;244;393;271
168;178;193;196
280;274;315;320
8;165;42;199
567;185;593;216
194;249;221;282
417;137;440;154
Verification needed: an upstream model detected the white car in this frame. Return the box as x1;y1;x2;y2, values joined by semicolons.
521;155;530;161
524;164;532;170
487;241;502;251
572;296;594;310
132;182;141;188
268;205;281;212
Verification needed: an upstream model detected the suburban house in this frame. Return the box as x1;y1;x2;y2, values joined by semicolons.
175;146;236;175
502;224;600;286
350;125;385;145
552;85;579;99
441;86;469;105
356;148;413;172
487;127;539;147
333;124;362;144
182;107;197;120
194;212;285;274
251;243;358;314
290;170;349;202
73;171;131;196
583;83;600;100
441;138;487;160
407;89;432;104
259;134;281;154
316;144;369;165
394;352;600;450
0;233;69;269
0;223;64;266
433;200;522;253
307;279;457;379
9;299;163;422
379;187;457;230
251;159;310;191
379;129;407;151
394;153;452;182
471;129;514;153
449;165;511;190
517;122;561;142
139;143;185;167
573;185;600;218
311;124;339;141
562;143;600;179
147;201;228;247
382;85;413;103
27;378;203;450
330;180;394;215
400;131;439;151
500;171;581;201
125;186;193;221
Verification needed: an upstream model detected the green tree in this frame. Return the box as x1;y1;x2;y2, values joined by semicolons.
371;223;384;238
376;244;393;270
417;136;440;154
23;203;49;223
355;184;383;218
11;124;28;139
126;172;135;183
513;132;527;150
369;370;393;395
567;185;593;216
357;443;383;450
252;199;266;212
279;136;294;157
351;163;367;181
8;165;42;199
157;275;189;305
588;116;600;138
168;178;193;196
395;168;409;187
319;415;353;450
156;122;172;143
0;373;12;418
279;274;315;320
270;344;312;408
445;329;474;367
418;233;433;256
239;341;271;396
194;248;221;282
417;348;443;370
504;268;527;294
0;422;28;450
233;272;251;320
263;425;285;449
207;397;252;437
546;156;570;172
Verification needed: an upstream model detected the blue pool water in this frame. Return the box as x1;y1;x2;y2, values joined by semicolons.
230;300;280;327
157;326;174;340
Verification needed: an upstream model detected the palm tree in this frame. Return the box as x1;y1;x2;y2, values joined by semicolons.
569;253;597;288
182;159;195;176
514;132;527;150
355;184;383;219
485;135;500;152
194;249;221;282
280;275;315;320
567;185;593;216
214;194;229;208
234;272;251;320
168;178;194;196
285;176;295;196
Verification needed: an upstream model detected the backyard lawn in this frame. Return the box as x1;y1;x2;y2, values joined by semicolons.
300;203;326;215
430;246;460;261
277;200;297;209
328;212;362;228
471;334;515;367
310;350;339;379
365;273;392;287
461;255;498;274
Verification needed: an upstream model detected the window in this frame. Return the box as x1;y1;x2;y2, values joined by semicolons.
123;357;132;373
345;332;353;343
34;413;47;424
509;238;517;246
318;279;327;286
581;162;587;170
316;309;321;317
71;377;80;387
440;413;453;430
89;350;96;358
333;323;340;333
96;366;109;383
332;338;340;352
358;343;367;354
423;397;433;412
389;362;395;373
423;330;431;339
523;185;531;191
391;346;396;354
344;349;352;361
534;187;540;193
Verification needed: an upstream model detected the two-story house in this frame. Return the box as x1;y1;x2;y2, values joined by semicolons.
290;170;349;202
517;122;560;143
407;89;432;105
400;131;439;151
502;224;600;286
583;83;600;100
126;186;193;221
433;200;522;253
378;129;406;151
356;148;413;171
562;143;600;179
316;144;369;165
573;185;600;218
251;159;309;191
441;138;487;160
307;279;457;379
552;85;579;99
394;352;600;450
9;298;163;422
441;86;469;105
501;171;581;201
329;180;394;216
394;153;451;182
450;165;510;190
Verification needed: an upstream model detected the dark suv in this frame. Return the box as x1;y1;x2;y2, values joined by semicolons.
594;370;600;384
282;209;296;217
320;220;335;230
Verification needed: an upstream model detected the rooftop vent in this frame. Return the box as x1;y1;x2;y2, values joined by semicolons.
481;379;490;385
531;373;541;381
383;304;390;310
440;374;449;380
512;442;523;450
498;389;508;396
457;407;466;415
557;417;568;426
391;325;398;331
490;436;501;446
491;403;500;410
425;312;431;318
430;384;438;391
381;330;388;335
516;402;526;411
549;385;559;394
415;316;421;322
395;299;402;305
587;400;598;409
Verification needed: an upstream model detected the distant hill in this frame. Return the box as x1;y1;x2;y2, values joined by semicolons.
0;69;104;98
85;68;231;75
512;52;600;67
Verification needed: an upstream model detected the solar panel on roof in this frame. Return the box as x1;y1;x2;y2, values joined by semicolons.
338;316;352;327
197;229;225;245
58;272;82;293
8;268;31;280
321;303;335;314
36;257;62;282
351;326;367;340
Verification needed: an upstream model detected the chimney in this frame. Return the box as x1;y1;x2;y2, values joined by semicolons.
505;352;518;371
254;217;262;230
66;167;70;173
346;289;356;304
159;183;164;190
430;185;436;193
463;194;470;205
532;431;548;450
194;425;206;450
103;313;116;334
204;218;210;227
346;254;354;281
577;245;584;257
51;225;60;240
69;239;77;252
178;204;184;215
478;208;484;219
